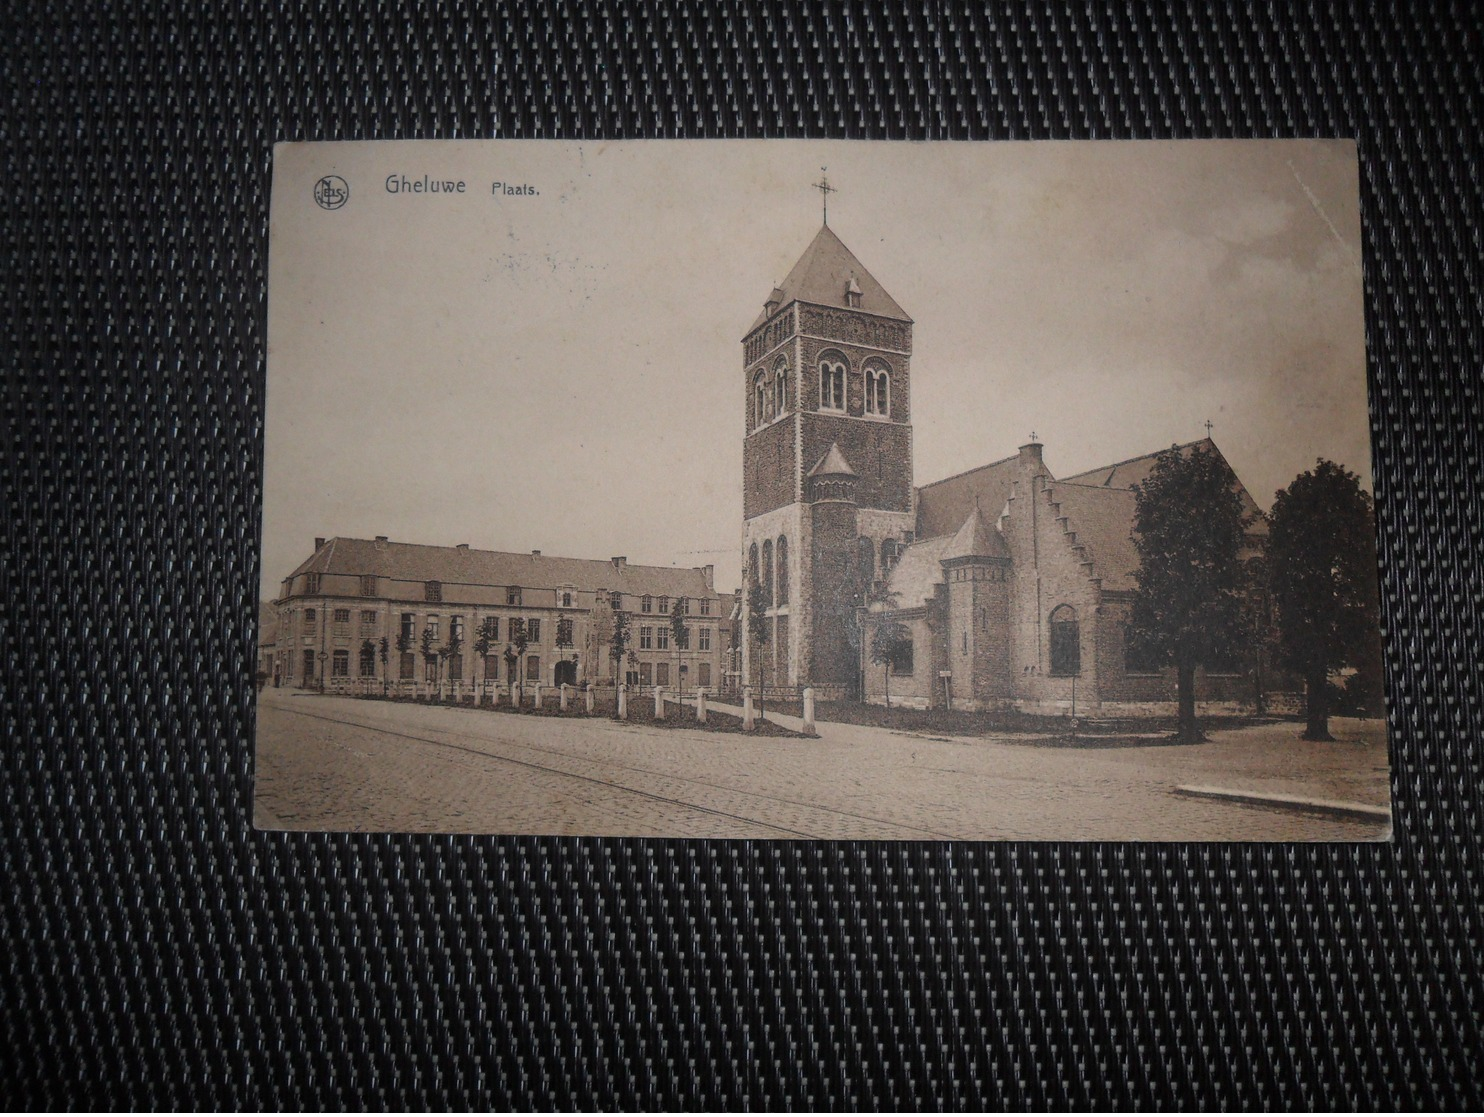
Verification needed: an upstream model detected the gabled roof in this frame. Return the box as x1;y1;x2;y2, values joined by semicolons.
287;538;718;599
915;453;1037;541
880;534;955;610
807;442;857;477
1039;482;1142;593
749;224;911;333
941;507;1009;561
1059;437;1266;528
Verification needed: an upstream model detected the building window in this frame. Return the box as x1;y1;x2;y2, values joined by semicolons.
526;618;540;644
891;637;914;676
400;651;415;679
361;609;377;627
305;573;320;594
761;539;774;606
302;609;317;632
639;626;653;650
700;598;711;616
698;662;711;687
333;608;351;624
754;371;769;429
640;662;653;686
425;580;442;603
507;586;521;606
656;626;670;651
447;654;463;681
641;595;652;613
359;644;376;677
656;661;670;686
699;627;712;652
561;591;573;608
658;596;669;614
302;649;316;683
775;536;789;604
864;364;890;416
484;654;499;679
425;658;439;683
427;615;440;641
881;538;901;572
332;649;350;678
774;359;789;416
526;655;541;682
1049;605;1081;676
400;612;415;642
609;591;622;609
360;574;377;597
820;358;846;410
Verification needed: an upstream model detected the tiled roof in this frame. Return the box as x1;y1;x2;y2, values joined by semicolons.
914;453;1033;541
807;442;857;477
1059;437;1267;530
941;507;1009;561
749;224;910;332
287;538;718;598
1039;482;1142;593
880;534;955;610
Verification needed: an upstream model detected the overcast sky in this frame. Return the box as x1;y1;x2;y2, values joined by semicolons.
264;138;1367;600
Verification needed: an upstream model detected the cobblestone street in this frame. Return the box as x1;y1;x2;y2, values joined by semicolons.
254;689;1391;840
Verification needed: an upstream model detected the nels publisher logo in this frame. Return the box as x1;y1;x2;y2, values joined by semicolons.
313;175;349;211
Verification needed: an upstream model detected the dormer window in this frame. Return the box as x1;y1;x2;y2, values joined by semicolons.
425;580;442;603
304;573;320;594
845;274;863;308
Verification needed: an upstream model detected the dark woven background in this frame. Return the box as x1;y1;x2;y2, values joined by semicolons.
3;1;1480;1108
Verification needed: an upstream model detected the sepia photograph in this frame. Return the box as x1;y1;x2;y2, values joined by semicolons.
255;138;1388;840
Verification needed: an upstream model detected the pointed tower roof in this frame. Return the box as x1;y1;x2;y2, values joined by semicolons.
750;225;911;331
941;506;1009;561
807;442;857;478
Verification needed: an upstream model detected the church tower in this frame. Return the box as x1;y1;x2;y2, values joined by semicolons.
740;217;916;692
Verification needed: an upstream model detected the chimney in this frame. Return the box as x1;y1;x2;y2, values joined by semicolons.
701;564;714;590
611;556;627;572
314;537;325;551
531;549;541;558
1018;437;1045;477
456;543;469;550
374;535;388;548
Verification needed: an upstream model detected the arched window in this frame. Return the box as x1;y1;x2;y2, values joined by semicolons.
753;371;768;428
864;363;891;417
774;359;789;417
857;536;875;582
748;543;759;590
820;356;847;410
881;538;901;572
1049;604;1080;676
761;539;774;606
775;536;789;604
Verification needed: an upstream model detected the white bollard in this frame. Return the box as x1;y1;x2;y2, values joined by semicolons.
742;686;755;731
696;687;707;724
654;685;665;718
802;686;816;735
559;683;569;711
617;683;628;720
584;684;594;714
533;683;542;710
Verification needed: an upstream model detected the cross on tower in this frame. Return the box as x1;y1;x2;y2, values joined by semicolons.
813;167;837;224
1205;419;1214;438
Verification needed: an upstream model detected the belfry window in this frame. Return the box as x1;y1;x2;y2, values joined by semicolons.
1049;605;1081;676
774;359;789;416
753;372;768;428
820;359;846;411
865;365;890;417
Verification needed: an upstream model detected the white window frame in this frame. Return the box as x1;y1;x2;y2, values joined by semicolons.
820;359;847;411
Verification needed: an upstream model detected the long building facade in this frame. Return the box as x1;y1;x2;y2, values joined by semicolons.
264;537;734;696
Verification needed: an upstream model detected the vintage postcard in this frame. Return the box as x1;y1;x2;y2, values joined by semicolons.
256;139;1388;840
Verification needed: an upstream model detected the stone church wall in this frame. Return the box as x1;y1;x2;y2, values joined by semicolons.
800;412;913;512
743;417;798;518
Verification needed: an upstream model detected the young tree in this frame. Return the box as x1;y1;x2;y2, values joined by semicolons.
360;638;376;697
1268;459;1382;741
502;643;518;705
746;576;770;715
378;635;389;695
555;616;575;684
1128;444;1249;744
669;597;690;696
608;608;631;686
419;624;439;698
509;617;529;701
440;625;464;702
395;627;413;695
473;617;498;701
869;612;912;709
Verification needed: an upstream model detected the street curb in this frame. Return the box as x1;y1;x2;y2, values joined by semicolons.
1173;784;1391;821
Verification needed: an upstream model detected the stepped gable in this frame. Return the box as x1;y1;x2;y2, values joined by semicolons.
1061;436;1266;530
749;224;911;332
915;453;1035;541
287;538;715;598
1038;481;1142;593
940;506;1009;561
879;534;956;610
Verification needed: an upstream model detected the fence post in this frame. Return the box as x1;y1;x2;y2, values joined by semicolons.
559;683;569;711
584;683;594;714
802;687;816;735
696;686;707;724
743;686;755;731
654;685;664;719
617;683;627;720
533;683;542;710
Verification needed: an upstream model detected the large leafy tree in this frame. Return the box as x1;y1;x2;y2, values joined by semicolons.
1129;444;1249;743
1268;459;1382;740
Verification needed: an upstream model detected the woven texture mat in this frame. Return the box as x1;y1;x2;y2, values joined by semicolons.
3;3;1480;1108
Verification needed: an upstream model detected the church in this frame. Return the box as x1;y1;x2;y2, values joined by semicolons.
739;220;1268;715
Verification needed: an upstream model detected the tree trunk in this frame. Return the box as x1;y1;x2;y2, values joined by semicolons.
1176;663;1201;743
1303;668;1333;741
